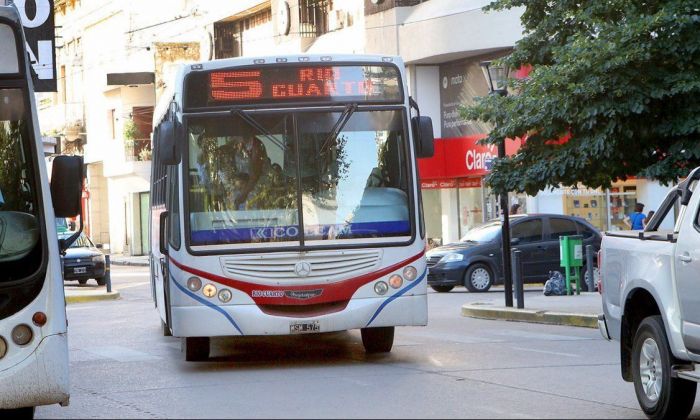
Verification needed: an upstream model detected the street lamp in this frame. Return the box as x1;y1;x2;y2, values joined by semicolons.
480;60;514;308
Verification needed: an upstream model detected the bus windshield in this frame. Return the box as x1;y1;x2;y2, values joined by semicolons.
186;109;411;246
0;88;41;283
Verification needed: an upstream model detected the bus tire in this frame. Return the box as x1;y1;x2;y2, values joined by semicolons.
0;407;35;419
162;320;172;337
184;337;210;361
361;326;394;353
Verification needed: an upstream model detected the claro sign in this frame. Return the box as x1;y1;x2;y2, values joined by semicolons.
417;136;522;180
9;0;56;92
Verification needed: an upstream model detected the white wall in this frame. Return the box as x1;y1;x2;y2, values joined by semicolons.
408;65;442;138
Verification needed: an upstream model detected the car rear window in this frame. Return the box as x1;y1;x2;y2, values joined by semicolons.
576;222;596;239
550;218;578;240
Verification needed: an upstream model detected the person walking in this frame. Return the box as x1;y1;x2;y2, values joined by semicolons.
643;210;655;229
624;203;646;230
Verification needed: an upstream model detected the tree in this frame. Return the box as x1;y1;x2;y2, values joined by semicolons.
463;0;700;195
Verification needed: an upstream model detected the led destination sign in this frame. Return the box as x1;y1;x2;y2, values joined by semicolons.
185;64;403;108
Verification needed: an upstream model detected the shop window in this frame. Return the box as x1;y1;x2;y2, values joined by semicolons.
563;190;607;231
511;219;543;244
300;0;331;38
458;183;484;236
422;189;443;249
549;217;578;240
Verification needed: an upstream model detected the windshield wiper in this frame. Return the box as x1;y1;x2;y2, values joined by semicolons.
320;103;358;155
230;109;287;151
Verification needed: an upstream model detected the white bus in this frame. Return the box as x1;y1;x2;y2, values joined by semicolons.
150;55;434;361
0;5;83;417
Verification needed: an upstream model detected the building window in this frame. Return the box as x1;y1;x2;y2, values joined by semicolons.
214;8;272;59
300;0;331;38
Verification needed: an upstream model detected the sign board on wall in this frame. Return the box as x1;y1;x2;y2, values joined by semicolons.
9;0;56;92
439;52;510;138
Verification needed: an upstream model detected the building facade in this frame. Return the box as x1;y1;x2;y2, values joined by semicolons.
37;0;669;253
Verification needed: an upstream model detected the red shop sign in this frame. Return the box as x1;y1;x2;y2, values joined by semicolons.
418;135;523;180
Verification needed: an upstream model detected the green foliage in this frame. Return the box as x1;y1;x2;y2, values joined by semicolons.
463;0;700;195
123;119;142;141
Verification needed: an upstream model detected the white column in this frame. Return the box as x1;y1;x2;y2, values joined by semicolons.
441;188;459;244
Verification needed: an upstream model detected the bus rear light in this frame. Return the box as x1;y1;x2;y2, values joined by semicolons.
202;283;217;298
0;337;6;359
389;275;403;289
11;324;33;346
218;289;232;303
374;281;389;295
403;266;417;281
187;277;202;292
32;312;47;327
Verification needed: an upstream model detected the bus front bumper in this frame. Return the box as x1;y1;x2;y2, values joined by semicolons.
170;293;427;337
0;333;70;409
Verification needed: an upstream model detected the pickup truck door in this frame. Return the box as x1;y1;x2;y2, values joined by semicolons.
675;192;700;353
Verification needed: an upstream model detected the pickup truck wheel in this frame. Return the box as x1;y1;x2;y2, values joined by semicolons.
632;315;697;419
464;264;493;293
0;407;35;419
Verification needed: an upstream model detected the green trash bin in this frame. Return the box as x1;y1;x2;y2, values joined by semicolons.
559;235;584;295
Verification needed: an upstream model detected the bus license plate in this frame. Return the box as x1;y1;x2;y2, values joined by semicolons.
74;267;87;274
290;321;320;334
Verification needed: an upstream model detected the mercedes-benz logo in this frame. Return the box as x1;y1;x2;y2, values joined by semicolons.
294;261;312;277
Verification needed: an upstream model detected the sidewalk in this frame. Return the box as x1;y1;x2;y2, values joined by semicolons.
64;285;120;304
109;254;149;267
461;291;603;328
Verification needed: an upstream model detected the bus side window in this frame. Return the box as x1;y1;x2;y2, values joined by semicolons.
167;165;181;249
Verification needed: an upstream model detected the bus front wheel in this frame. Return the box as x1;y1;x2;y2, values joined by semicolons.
361;326;394;353
183;337;210;361
0;407;35;419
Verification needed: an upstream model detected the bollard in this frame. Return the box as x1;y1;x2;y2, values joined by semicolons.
586;245;595;292
512;249;524;309
104;254;112;293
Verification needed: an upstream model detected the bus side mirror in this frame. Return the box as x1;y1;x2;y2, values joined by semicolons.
159;121;180;165
412;116;434;158
50;155;83;218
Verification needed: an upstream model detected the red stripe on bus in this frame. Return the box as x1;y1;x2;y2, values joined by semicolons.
169;251;425;307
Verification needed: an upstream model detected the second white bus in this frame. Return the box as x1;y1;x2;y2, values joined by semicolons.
150;54;434;360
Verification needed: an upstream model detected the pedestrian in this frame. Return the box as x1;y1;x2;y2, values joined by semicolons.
624;202;646;230
510;203;521;214
643;210;655;229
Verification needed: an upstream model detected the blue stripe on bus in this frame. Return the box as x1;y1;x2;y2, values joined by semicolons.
171;277;244;336
191;221;411;245
366;270;426;328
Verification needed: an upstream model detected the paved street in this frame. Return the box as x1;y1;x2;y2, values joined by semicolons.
37;266;700;419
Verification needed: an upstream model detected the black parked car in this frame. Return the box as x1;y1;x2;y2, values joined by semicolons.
426;214;602;293
59;231;107;285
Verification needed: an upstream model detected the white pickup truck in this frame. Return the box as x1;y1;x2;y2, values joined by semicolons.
600;166;700;419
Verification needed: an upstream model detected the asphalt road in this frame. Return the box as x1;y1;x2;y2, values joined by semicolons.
36;266;700;419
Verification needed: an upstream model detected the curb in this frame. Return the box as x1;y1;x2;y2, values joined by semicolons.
461;303;598;329
66;291;121;305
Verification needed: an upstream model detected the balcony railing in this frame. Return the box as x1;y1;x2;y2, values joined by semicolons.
365;0;431;15
125;138;152;162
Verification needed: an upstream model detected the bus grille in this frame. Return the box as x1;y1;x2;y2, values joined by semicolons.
220;250;382;281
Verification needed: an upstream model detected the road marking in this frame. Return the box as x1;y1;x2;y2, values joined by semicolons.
491;329;590;341
510;346;581;358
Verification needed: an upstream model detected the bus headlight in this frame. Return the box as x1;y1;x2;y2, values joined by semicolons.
0;337;6;359
403;266;418;281
202;283;217;298
187;277;202;292
11;324;33;346
218;289;232;303
389;275;403;289
374;281;389;295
